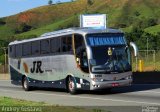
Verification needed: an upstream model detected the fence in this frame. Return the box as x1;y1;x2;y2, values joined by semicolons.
132;50;157;72
0;65;8;73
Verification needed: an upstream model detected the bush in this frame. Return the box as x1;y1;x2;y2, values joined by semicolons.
87;0;94;5
125;26;160;50
0;18;6;25
15;23;32;34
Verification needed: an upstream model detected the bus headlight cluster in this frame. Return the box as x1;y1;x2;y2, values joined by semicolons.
92;78;104;82
125;75;132;80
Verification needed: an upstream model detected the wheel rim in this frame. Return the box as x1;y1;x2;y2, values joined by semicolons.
23;79;27;89
69;79;74;91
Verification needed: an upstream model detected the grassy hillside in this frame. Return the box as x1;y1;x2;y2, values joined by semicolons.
0;0;160;43
15;15;79;39
144;25;160;35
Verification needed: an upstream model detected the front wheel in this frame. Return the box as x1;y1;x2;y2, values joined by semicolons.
68;77;77;95
22;77;31;91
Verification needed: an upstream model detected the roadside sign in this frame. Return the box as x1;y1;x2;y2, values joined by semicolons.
80;14;107;29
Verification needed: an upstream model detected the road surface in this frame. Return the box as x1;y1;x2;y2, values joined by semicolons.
0;80;160;112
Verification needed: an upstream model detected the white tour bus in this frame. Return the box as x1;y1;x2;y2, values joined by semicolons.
8;28;138;94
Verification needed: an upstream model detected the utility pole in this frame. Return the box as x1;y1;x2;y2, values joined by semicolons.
4;47;7;70
147;37;149;59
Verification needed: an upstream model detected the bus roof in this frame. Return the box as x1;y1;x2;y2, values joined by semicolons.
9;27;123;45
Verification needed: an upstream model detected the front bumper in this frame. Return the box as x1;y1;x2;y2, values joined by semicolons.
90;79;132;90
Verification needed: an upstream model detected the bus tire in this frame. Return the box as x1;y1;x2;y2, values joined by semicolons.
22;77;31;91
68;76;77;95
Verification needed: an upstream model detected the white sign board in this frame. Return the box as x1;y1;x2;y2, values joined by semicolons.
80;14;107;29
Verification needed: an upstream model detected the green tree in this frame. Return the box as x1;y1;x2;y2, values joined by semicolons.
0;18;6;25
48;0;53;5
14;23;32;34
87;0;93;5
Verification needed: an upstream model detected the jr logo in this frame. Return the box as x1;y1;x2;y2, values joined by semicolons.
30;61;44;73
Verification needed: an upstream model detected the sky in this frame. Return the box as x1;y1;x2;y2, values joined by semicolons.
0;0;72;18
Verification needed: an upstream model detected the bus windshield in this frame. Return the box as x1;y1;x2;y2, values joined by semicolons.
86;33;131;73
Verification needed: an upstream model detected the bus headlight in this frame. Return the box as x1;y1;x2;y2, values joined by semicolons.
92;78;98;82
91;78;104;82
125;75;132;80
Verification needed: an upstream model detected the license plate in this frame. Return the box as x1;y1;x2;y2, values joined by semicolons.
112;83;119;87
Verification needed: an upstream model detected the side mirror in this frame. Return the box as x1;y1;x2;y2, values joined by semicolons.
130;42;138;57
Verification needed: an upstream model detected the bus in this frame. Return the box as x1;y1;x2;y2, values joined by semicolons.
8;28;138;94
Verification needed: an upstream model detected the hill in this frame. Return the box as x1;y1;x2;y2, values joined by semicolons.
0;0;160;62
144;25;160;34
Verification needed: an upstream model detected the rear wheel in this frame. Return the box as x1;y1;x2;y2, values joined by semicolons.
22;77;31;91
68;77;77;95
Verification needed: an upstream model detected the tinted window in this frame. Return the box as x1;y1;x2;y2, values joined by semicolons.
41;39;50;54
61;36;72;52
74;34;85;49
86;33;125;46
15;44;22;58
51;38;61;53
74;34;85;55
31;41;40;55
22;42;31;56
9;45;15;58
10;46;12;53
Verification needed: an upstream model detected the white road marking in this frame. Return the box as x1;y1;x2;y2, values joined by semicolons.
0;88;160;105
134;84;160;86
139;90;160;94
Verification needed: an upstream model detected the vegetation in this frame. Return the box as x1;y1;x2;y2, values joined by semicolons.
87;0;94;5
0;0;160;65
0;97;105;112
48;0;53;5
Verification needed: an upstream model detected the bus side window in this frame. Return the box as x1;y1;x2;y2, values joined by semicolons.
31;41;40;55
22;42;31;56
61;36;72;53
51;38;61;54
9;45;16;58
40;39;50;54
15;44;22;58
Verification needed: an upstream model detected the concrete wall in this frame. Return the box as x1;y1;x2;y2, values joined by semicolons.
133;72;160;84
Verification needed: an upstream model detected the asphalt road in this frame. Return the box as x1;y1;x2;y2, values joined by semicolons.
0;80;160;112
